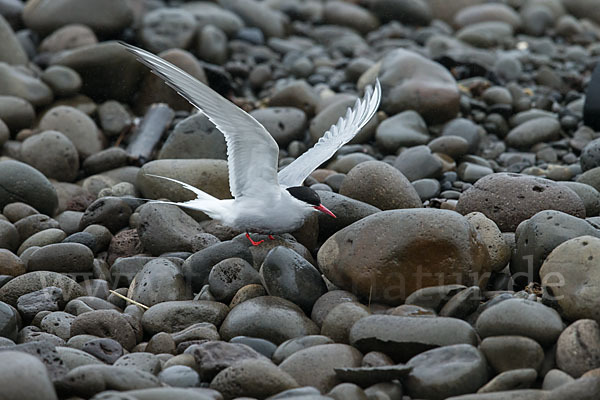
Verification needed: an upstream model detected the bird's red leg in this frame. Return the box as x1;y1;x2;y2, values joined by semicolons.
268;235;275;240
245;232;264;246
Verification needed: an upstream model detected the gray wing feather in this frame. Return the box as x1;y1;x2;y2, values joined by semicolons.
277;79;381;188
121;43;280;199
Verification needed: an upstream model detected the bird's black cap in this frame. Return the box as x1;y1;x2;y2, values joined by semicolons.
286;186;321;206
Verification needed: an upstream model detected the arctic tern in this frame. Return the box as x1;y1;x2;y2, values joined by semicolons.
122;43;381;246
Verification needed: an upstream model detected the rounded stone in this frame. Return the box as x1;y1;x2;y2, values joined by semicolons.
475;298;564;347
311;290;359;328
39;311;75;341
114;352;162;375
0;220;18;253
393;145;443;182
539;235;600;322
428;136;470;160
0;249;25;276
404;344;488;400
465;212;511;272
556;319;600;378
272;335;335;364
0;270;85;307
158;113;226;161
511;210;600;285
260;246;327;314
57;364;160;398
27;242;94;274
0;160;58;216
139;8;197;53
18;228;66;256
0;301;18;341
20;130;79;182
210;359;299;399
323;1;379;33
128;258;189;307
480;336;544;373
219;296;319;344
478;368;538;393
279;344;363;393
559;182;600;217
137;159;230;203
250;107;307;148
2;202;39;223
70;309;137;350
55;346;103;370
456;173;585;232
442;118;481;152
506;117;561;149
79;197;132;234
0;63;53;107
208;258;260;303
0;95;35;132
197;24;228;65
158;365;200;388
145;332;176;355
0;351;58;400
40;65;82;97
141;300;229;335
38;105;102;159
316;191;381;240
349;315;478;362
375;110;430;153
137;203;215;256
339;161;422;211
321;302;371;344
317;209;491;305
376;48;459;123
22;0;132;36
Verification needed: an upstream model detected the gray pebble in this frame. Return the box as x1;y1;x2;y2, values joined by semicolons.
475;298;563;347
220;296;319;344
158;365;200;388
208;257;261;303
114;352;162;375
82;338;124;364
260;246;327;314
129;258;190;307
480;335;544;373
405;344;488;400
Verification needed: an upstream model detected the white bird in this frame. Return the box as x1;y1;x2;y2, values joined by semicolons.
122;43;381;246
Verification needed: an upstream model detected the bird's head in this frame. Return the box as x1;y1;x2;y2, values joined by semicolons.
286;186;336;218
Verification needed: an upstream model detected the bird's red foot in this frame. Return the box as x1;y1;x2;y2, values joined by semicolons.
245;232;264;246
268;235;275;240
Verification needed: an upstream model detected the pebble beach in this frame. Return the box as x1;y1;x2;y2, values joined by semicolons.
2;0;600;399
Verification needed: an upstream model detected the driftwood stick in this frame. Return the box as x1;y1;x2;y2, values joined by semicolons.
126;103;174;163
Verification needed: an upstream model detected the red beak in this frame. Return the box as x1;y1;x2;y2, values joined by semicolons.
314;204;336;218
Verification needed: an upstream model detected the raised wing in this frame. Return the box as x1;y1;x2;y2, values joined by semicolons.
122;42;280;199
277;79;381;188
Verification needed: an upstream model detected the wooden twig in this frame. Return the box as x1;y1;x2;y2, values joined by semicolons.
109;289;149;310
